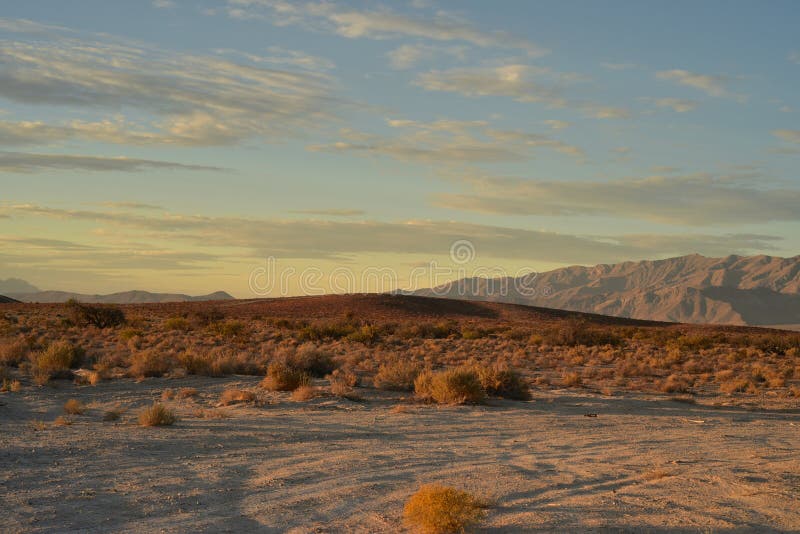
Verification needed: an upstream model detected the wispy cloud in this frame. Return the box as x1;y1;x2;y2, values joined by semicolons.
0;152;225;173
656;69;745;102
0;22;342;147
225;1;547;56
289;208;365;216
5;203;780;264
771;129;800;154
415;64;629;119
433;171;800;226
386;43;466;70
308;118;584;164
647;97;698;113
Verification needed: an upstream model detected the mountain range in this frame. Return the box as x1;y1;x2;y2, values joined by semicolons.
412;254;800;328
0;279;233;304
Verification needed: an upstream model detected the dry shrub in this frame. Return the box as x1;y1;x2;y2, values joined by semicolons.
103;408;124;421
1;378;21;392
719;378;753;394
404;484;487;534
209;320;246;339
177;387;199;399
31;341;84;382
66;300;125;328
179;349;261;377
661;373;691;394
283;343;336;377
415;368;485;405
54;416;72;426
138;403;177;426
63;399;85;415
328;368;359;387
561;371;582;388
0;338;28;366
129;350;174;378
329;380;362;401
164;316;191;331
473;364;530;400
374;360;421;391
220;388;256;406
261;362;308;391
161;388;176;400
291;384;317;401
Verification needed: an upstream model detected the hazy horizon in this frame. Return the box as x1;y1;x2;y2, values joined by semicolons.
2;1;800;297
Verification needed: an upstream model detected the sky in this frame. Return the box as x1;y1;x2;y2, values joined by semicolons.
1;0;799;297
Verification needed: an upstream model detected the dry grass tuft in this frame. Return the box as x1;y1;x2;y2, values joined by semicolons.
219;388;256;406
138;403;177;427
374;360;421;391
54;416;72;426
63;398;85;415
291;384;317;401
177;387;199;399
415;368;485;405
261;362;309;391
404;484;488;534
473;364;530;400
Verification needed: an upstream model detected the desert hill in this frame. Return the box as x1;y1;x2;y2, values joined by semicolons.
412;254;800;327
0;294;19;303
8;288;234;304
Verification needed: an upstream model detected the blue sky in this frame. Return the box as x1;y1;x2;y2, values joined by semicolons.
1;1;799;296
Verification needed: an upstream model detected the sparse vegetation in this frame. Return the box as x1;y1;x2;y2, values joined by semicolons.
404;484;488;534
63;399;85;415
30;341;84;383
374;360;421;391
66;299;125;328
261;362;309;391
138;403;177;426
473;364;530;400
415;368;485;405
219;388;256;405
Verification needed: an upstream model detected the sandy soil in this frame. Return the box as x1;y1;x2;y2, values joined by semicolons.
2;377;799;533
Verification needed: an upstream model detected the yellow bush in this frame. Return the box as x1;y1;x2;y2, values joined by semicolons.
63;399;85;415
261;362;308;391
415;368;485;405
138;403;177;426
404;484;487;534
374;360;421;391
473;364;530;400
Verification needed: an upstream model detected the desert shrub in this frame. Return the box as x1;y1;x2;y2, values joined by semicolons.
415;368;485;405
210;320;246;339
561;371;582;387
397;321;458;340
63;399;85;415
460;326;493;340
473;364;530;400
545;319;624;347
374;360;421;391
283;344;336;377
327;368;360;387
177;387;199;399
66;299;125;328
660;373;691;393
261;362;308;391
31;341;84;380
719;378;753;394
164;316;191;331
138;403;177;426
0;338;28;366
129;350;175;378
347;324;380;343
193;307;225;326
404;484;487;534
291;384;317;401
671;333;717;352
219;388;256;406
119;328;142;340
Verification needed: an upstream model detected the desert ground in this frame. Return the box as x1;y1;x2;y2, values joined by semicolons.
2;376;799;532
2;295;799;532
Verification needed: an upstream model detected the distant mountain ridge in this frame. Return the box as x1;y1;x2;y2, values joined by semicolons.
412;254;800;327
8;289;234;304
0;294;20;303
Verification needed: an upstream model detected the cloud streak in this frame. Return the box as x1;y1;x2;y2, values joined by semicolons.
0;152;225;173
